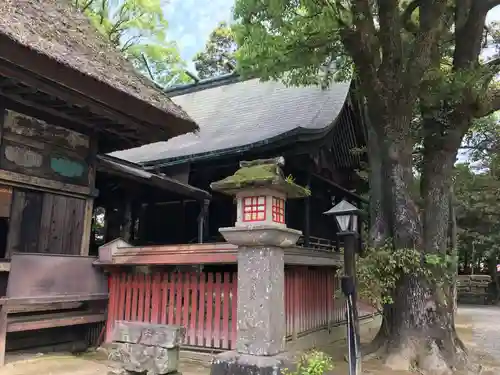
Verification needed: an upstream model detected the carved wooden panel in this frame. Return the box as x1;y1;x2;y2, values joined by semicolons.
0;110;91;186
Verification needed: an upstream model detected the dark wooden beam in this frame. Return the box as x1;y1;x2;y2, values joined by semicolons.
312;173;368;204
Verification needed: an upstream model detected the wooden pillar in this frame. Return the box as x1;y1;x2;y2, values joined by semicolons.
0;306;7;366
197;199;210;243
303;172;311;247
129;200;140;242
80;198;94;255
120;199;133;242
80;135;97;255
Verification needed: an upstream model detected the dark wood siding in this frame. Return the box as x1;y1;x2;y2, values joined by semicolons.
0;110;90;186
6;189;85;257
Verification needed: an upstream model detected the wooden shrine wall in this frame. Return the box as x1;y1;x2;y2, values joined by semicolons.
0;110;91;186
6;190;85;256
0;110;96;257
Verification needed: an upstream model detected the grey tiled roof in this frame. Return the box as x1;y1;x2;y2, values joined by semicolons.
112;78;351;165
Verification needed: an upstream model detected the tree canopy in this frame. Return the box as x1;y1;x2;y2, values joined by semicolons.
193;21;237;79
456;115;500;282
74;0;190;86
233;1;500;373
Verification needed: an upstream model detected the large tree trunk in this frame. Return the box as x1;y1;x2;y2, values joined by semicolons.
364;112;468;374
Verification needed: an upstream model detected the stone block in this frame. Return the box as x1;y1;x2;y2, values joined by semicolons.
110;342;179;374
112;321;185;349
210;351;293;375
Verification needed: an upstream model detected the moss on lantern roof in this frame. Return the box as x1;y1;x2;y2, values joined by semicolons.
210;158;311;198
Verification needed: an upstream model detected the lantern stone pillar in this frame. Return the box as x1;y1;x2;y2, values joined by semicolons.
209;157;310;375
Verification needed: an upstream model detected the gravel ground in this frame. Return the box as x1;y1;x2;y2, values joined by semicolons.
457;305;500;359
0;307;497;375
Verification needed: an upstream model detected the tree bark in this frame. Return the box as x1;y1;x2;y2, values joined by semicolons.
363;110;468;374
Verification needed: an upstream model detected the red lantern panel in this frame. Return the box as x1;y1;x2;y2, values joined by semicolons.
242;196;266;222
272;197;285;224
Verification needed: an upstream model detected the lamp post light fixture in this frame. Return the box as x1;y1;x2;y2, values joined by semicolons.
324;199;362;375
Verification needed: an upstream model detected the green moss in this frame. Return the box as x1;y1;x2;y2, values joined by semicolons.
211;160;311;198
221;163;278;186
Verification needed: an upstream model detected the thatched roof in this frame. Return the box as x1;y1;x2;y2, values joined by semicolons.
0;0;197;139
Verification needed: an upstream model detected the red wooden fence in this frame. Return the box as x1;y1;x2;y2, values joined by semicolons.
106;267;349;350
285;267;345;338
106;271;237;350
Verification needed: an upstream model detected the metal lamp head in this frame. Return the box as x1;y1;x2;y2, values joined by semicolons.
323;199;360;233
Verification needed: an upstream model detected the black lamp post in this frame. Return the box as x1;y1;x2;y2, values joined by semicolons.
324;199;362;375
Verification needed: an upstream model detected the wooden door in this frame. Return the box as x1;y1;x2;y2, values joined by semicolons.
6;189;85;257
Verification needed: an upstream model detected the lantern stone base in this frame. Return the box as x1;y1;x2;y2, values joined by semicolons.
219;225;301;247
210;351;293;375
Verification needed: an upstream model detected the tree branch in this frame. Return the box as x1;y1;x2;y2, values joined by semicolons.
474;86;500;117
377;0;403;82
454;1;490;69
337;0;381;96
405;0;448;95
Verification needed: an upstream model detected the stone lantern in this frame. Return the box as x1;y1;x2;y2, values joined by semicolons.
209;157;310;375
211;157;309;247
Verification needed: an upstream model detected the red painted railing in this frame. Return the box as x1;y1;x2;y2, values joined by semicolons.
106;271;237;350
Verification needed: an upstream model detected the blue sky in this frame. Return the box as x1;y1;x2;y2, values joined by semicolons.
164;0;233;70
165;3;500;70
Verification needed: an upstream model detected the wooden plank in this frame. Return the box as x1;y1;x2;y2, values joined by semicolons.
137;273;145;322
197;272;206;347
0;139;89;186
117;273;127;322
130;274;138;323
3;110;90;155
167;273;175;325
106;273;118;343
222;272;230;349
205;273;213;348
182;273;189;332
0;294;108;306
47;194;67;253
0;169;94;197
144;274;152;323
0;307;7;366
151;273;161;324
189;274;198;346
231;273;237;349
213;273;222;349
6;302;82;314
0;187;12;218
38;193;54;253
7;312;106;332
159;273;168;325
80;198;94;255
124;274;132;322
6;189;43;257
174;273;182;326
5;189;24;258
20;190;43;254
68;197;85;255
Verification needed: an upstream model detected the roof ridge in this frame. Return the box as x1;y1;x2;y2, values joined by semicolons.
165;72;250;97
